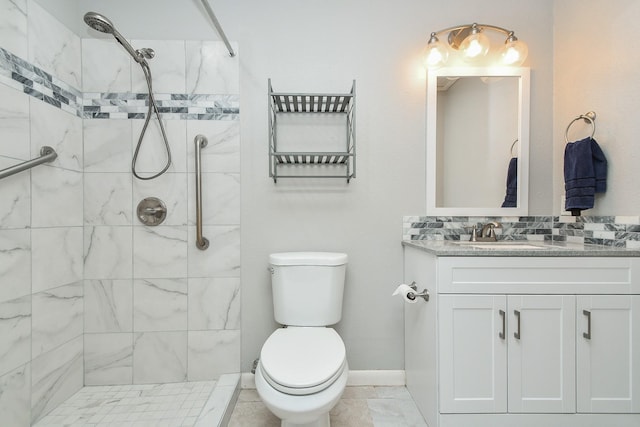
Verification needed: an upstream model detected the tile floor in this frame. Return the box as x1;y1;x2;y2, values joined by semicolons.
32;381;426;427
34;381;218;427
229;386;427;427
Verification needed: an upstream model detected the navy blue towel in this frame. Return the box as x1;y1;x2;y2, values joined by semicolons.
564;137;607;215
501;157;518;208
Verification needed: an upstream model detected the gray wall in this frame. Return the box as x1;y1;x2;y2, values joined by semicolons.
553;0;640;215
41;0;556;371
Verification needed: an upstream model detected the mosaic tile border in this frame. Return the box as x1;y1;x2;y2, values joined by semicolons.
0;47;239;120
403;215;640;249
0;47;83;117
82;93;239;120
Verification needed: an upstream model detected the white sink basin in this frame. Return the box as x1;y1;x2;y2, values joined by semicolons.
469;243;545;250
451;241;546;250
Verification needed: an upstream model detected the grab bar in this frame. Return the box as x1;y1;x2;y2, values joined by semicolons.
194;134;209;250
0;146;58;180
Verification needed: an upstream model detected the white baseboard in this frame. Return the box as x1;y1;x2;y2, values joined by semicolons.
240;370;405;389
347;370;405;386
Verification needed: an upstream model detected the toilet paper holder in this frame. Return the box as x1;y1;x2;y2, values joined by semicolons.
407;281;430;302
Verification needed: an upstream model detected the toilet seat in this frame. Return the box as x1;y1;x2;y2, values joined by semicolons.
260;327;346;396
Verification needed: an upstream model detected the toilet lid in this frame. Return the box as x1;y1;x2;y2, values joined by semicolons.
260;327;346;391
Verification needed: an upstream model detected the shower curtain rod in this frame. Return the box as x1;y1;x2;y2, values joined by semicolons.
200;0;236;57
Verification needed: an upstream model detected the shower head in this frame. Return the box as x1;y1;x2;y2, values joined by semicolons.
83;11;145;64
83;12;114;34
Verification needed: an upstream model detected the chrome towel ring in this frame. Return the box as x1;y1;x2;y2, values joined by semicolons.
565;111;596;143
510;139;518;157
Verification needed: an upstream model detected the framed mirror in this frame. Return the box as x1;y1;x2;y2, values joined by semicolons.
426;67;530;216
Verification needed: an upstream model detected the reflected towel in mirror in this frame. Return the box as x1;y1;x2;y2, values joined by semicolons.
501;157;518;208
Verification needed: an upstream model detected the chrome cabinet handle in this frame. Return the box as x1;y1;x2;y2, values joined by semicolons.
194;134;209;250
583;310;591;340
514;310;521;340
499;309;506;340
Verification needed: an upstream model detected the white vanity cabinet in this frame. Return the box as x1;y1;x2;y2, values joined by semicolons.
576;295;640;413
439;294;576;414
438;294;508;414
403;244;640;427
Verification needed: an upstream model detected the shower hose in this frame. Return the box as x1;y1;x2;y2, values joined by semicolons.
132;60;172;180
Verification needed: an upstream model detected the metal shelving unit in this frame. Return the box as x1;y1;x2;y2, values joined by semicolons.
268;79;356;183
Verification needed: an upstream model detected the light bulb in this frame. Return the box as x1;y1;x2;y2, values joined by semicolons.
459;30;490;62
424;41;449;68
423;33;449;68
501;37;528;66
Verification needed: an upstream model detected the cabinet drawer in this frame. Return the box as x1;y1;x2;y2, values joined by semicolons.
437;257;639;294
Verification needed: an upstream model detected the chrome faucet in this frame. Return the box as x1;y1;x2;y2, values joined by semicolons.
469;222;502;242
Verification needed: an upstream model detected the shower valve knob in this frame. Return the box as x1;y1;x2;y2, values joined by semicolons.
137;197;167;226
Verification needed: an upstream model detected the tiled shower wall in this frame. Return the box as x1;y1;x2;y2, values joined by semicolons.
81;29;241;392
0;1;240;425
0;1;84;424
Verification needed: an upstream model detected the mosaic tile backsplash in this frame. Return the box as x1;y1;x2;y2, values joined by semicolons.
403;215;640;248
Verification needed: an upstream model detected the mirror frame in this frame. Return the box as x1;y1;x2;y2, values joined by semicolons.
426;66;530;216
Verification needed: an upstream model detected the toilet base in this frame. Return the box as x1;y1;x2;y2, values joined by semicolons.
281;412;329;427
255;360;348;427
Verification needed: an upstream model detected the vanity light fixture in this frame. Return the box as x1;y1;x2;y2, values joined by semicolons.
424;23;528;68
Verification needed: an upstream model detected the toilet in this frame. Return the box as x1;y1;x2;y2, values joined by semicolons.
255;252;349;427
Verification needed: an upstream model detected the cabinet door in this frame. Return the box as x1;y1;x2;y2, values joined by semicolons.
507;295;576;413
577;295;640;413
439;295;507;413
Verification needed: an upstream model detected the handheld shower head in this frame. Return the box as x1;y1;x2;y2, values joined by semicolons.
83;12;114;34
83;11;145;64
83;12;171;180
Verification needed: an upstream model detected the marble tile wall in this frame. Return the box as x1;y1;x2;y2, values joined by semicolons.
0;0;242;424
81;36;241;389
0;1;84;425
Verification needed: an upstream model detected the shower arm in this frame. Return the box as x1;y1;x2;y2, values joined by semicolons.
200;0;236;57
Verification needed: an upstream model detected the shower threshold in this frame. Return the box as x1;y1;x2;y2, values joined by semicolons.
34;374;240;427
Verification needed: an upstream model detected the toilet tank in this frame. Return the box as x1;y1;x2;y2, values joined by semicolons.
269;252;347;326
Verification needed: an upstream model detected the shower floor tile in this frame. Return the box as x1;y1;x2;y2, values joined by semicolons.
34;381;217;427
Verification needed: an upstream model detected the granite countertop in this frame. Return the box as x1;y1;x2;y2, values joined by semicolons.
402;240;640;257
